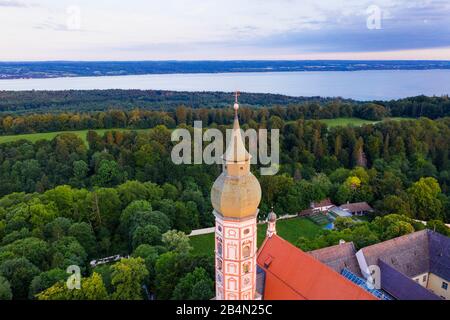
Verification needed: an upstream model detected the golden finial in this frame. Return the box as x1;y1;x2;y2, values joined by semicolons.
233;91;240;115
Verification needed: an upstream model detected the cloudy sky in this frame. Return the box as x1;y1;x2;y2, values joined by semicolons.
1;0;450;60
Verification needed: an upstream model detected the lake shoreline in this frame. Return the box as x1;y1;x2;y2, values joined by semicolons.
1;69;450;101
2;67;450;80
2;60;450;80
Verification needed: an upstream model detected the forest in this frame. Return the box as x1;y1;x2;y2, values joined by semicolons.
0;90;449;118
0;91;450;300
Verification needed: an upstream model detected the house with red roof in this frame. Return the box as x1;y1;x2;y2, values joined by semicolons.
256;234;377;300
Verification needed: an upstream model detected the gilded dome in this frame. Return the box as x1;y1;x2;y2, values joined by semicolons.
211;172;262;219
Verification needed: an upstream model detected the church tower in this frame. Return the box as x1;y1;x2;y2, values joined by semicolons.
266;209;277;238
211;93;262;300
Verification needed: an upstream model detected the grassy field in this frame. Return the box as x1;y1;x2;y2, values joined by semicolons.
317;118;377;127
313;117;414;128
0;117;415;145
189;217;322;256
0;128;150;144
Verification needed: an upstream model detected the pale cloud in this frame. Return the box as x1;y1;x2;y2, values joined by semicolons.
0;0;449;60
0;0;27;7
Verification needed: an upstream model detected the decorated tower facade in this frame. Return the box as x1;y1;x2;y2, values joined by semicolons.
210;93;262;300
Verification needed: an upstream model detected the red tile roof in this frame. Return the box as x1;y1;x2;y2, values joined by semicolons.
256;235;377;300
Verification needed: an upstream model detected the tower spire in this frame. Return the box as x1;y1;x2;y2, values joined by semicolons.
210;93;262;300
233;91;240;119
224;91;250;163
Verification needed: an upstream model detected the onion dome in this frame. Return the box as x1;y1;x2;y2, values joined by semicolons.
211;94;261;219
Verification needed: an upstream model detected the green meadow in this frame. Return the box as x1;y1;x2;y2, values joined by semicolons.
311;117;414;127
0;128;150;144
189;217;322;256
0;117;414;145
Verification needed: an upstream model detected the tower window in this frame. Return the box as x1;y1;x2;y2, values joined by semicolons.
217;242;223;257
242;241;251;258
442;282;448;290
243;246;250;258
228;278;237;291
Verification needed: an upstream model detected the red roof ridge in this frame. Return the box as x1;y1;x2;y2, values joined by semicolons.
257;234;377;300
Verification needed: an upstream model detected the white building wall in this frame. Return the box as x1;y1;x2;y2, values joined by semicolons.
214;211;257;300
412;272;429;288
427;273;449;300
355;249;370;279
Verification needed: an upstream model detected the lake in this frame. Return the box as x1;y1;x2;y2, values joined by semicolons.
1;69;450;100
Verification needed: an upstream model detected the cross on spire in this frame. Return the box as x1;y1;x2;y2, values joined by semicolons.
234;91;240;104
233;91;240;117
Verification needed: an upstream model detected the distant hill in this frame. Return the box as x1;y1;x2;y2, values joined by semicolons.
1;60;450;79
